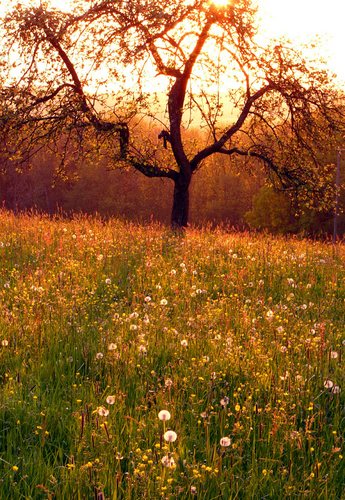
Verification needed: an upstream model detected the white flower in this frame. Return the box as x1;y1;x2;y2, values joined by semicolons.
1;339;9;347
164;430;177;442
180;339;188;347
160;299;168;306
158;410;171;421
164;379;173;388
324;379;334;389
105;278;111;284
95;352;104;360
220;436;231;447
97;406;109;417
332;385;341;394
108;343;117;351
191;486;197;495
330;351;338;359
161;455;175;467
106;395;116;405
138;345;147;355
220;396;230;407
144;296;152;303
130;324;138;331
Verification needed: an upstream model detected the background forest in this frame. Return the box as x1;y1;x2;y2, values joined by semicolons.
0;137;344;236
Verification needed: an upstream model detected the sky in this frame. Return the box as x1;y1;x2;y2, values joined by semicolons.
258;0;345;84
1;0;345;85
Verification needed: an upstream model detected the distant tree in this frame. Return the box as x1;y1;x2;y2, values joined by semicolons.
245;185;297;233
0;0;344;228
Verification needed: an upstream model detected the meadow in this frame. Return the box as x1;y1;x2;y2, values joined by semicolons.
0;211;343;499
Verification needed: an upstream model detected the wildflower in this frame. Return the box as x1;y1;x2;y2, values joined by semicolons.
144;296;151;303
1;339;9;347
158;410;171;421
138;345;147;355
160;299;168;306
332;385;341;394
220;437;231;447
161;455;175;467
108;343;117;351
324;379;334;389
180;339;188;347
12;465;18;472
95;352;104;360
97;406;109;417
106;395;116;405
266;310;274;320
164;430;177;442
330;351;338;359
191;486;197;495
164;378;173;388
105;278;111;284
220;396;230;407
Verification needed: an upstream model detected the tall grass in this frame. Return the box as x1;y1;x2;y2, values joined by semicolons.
0;211;343;499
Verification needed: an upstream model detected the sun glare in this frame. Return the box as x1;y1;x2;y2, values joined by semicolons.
211;0;230;6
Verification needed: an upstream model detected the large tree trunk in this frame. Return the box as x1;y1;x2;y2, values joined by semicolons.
171;176;191;229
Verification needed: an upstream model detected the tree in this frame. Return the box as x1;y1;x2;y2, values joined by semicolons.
0;0;344;228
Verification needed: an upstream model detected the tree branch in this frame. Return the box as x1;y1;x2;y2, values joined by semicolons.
190;84;272;170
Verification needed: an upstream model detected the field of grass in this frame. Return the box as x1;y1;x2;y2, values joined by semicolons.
0;211;344;499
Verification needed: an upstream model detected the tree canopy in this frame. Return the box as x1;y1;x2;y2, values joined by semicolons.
0;0;344;227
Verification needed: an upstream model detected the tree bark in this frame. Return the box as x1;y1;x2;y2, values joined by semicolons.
171;175;191;229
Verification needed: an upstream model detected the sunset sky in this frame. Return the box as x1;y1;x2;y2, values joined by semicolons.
258;0;345;84
1;0;345;85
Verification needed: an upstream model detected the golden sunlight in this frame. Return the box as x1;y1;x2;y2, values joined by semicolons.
211;0;231;5
1;0;345;84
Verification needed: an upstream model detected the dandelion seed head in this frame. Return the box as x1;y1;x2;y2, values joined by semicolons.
324;379;334;389
164;430;177;442
220;436;231;447
161;455;176;467
158;410;171;421
97;406;109;417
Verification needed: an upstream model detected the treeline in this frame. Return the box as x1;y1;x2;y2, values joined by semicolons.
0;147;344;237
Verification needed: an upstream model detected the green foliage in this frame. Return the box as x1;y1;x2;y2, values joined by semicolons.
245;186;297;233
0;212;344;498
